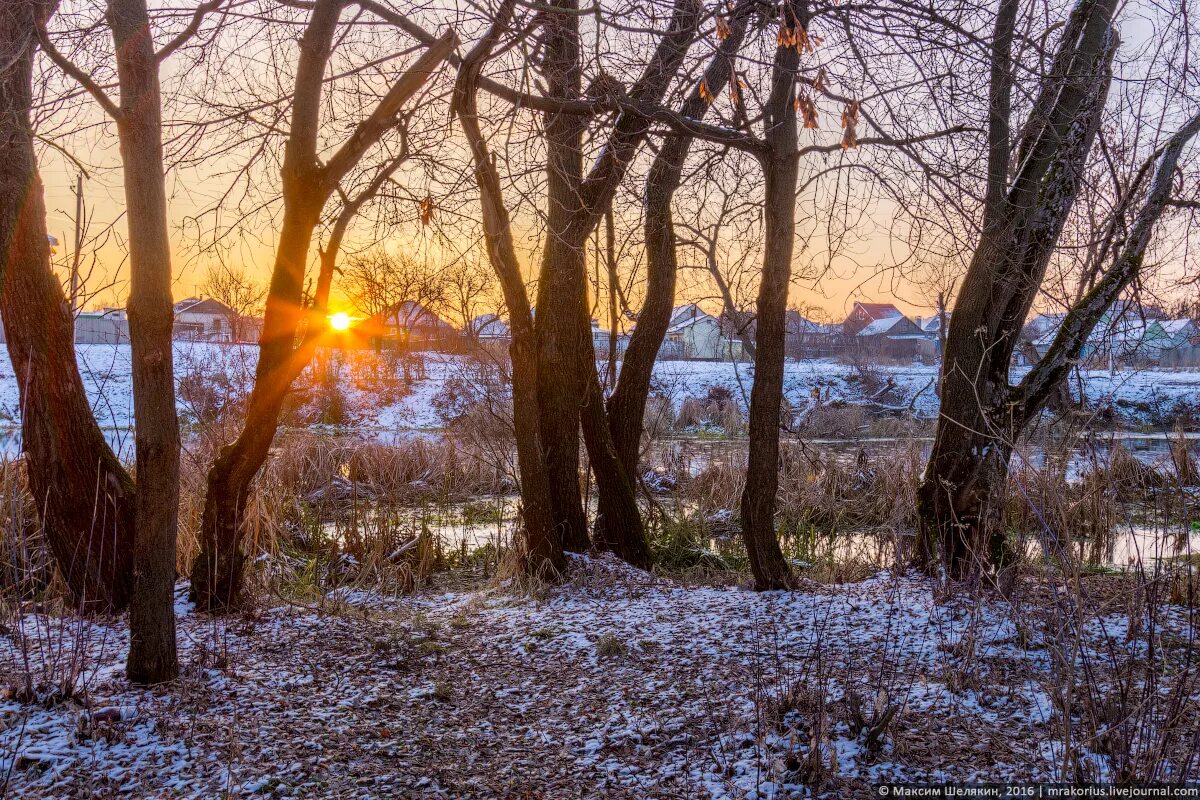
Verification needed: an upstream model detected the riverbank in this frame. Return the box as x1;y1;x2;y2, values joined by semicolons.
0;346;1198;457
4;555;1197;798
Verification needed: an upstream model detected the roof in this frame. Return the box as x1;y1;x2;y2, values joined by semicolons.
1033;316;1166;351
667;304;719;333
856;315;909;337
785;311;833;335
470;313;510;338
1160;318;1197;336
380;301;456;332
918;313;950;333
1026;312;1067;334
852;302;904;321
174;297;234;316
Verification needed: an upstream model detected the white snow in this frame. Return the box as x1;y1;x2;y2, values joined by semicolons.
0;344;1196;455
3;562;1197;796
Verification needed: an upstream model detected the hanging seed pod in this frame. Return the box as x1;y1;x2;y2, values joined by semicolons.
716;16;731;42
840;100;860;149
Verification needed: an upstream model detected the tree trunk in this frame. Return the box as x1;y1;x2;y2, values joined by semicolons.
739;1;803;591
0;0;137;613
190;202;322;609
740;158;798;590
452;11;563;575
109;0;181;683
916;403;1016;576
917;0;1117;579
189;8;454;609
606;0;753;479
534;0;590;553
580;371;650;567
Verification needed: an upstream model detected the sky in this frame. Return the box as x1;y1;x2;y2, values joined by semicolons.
32;0;1195;329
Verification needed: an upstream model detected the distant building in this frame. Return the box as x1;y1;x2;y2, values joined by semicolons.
362;301;459;351
592;320;630;359
913;312;951;360
1031;309;1178;367
660;304;747;361
468;313;510;342
76;310;130;344
785;310;839;359
1157;319;1200;366
842;302;924;359
173;297;239;341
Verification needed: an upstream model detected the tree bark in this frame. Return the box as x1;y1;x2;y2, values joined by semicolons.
917;0;1118;579
548;0;701;565
0;0;137;613
534;0;592;553
739;0;805;591
108;0;182;683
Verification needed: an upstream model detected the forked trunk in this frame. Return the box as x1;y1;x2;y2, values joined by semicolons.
605;0;753;482
917;0;1117;579
0;1;136;612
917;416;1015;578
191;206;321;610
453;6;563;576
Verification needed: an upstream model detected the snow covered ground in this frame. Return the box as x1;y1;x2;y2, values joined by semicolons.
0;344;1196;446
3;557;1197;798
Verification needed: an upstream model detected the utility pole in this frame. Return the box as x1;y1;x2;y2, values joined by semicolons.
70;173;82;315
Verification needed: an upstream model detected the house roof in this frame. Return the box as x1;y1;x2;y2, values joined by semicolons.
378;301;457;332
852;302;904;321
918;313;950;333
856;315;909;337
469;313;509;338
1160;318;1197;336
1034;316;1167;351
174;297;234;316
785;310;833;335
667;304;718;333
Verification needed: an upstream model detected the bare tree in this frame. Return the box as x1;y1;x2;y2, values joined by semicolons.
342;249;444;340
201;263;266;342
916;0;1200;579
604;0;757;496
0;0;136;613
453;0;706;573
36;0;235;681
189;3;456;610
441;255;495;334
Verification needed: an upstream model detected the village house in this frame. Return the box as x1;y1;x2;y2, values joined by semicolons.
73;308;130;344
660;304;747;361
785;310;840;359
468;313;510;343
842;302;924;359
1028;305;1200;368
362;300;459;351
1156;319;1200;367
173;297;235;341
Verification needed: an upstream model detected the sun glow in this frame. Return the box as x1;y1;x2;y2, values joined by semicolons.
328;312;353;331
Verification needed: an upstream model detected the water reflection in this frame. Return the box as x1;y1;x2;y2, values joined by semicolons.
0;426;134;460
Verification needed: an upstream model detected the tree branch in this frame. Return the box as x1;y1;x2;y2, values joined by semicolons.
155;0;227;61
1012;110;1200;425
36;22;122;120
321;28;456;189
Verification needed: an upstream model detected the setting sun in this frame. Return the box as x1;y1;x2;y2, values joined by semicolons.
328;312;352;331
